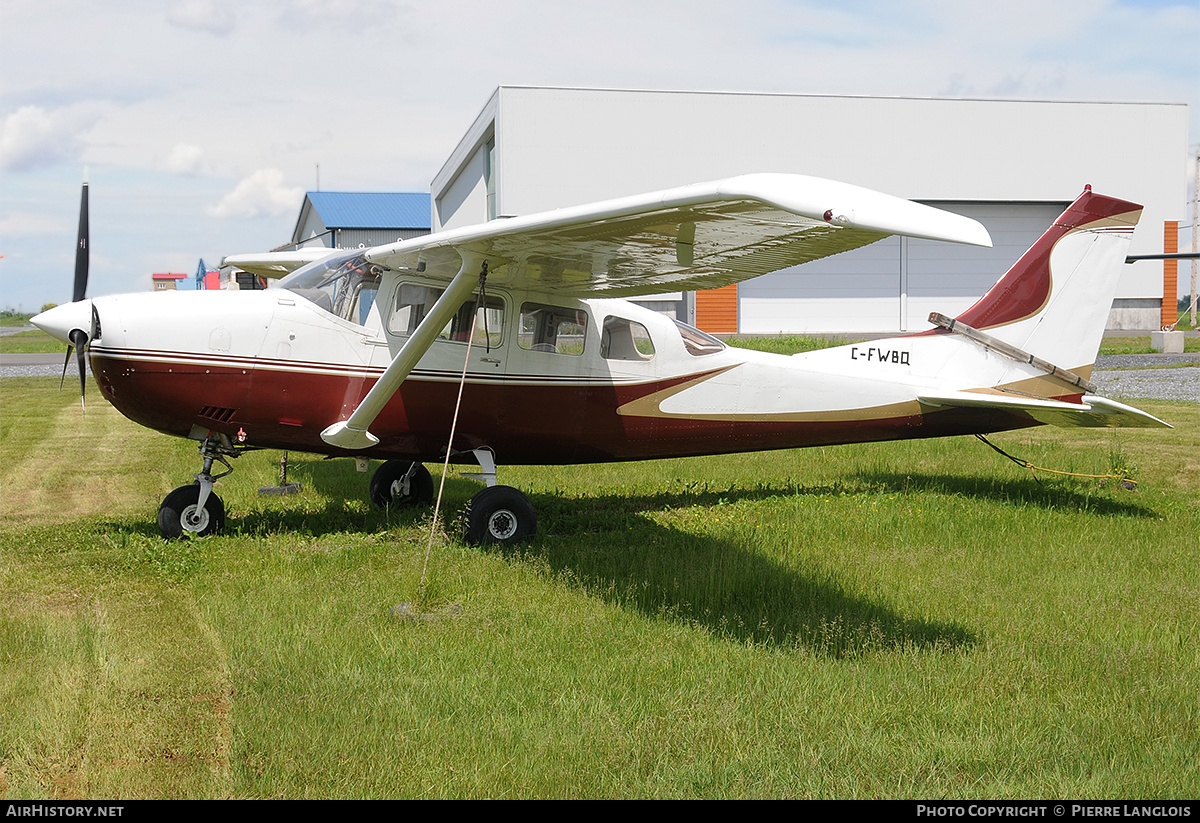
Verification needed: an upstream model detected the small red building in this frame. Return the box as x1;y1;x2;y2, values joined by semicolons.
152;272;187;291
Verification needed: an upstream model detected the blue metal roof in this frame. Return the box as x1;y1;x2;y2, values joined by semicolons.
306;192;431;230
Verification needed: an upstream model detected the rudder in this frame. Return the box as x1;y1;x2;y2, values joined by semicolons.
951;189;1142;372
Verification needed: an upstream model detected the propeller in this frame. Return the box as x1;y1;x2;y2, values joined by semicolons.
59;180;90;409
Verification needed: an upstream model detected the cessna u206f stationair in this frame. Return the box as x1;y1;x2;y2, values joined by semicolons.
33;174;1168;542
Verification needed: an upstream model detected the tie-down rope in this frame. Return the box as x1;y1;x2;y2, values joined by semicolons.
420;263;489;601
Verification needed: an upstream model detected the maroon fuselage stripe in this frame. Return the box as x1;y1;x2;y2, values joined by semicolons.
91;352;1037;465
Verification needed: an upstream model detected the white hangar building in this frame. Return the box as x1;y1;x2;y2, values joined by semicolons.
431;86;1189;335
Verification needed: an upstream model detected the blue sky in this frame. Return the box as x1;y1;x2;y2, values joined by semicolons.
2;0;1198;310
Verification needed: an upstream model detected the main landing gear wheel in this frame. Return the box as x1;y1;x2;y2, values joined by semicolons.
158;484;226;538
462;485;536;546
369;460;434;509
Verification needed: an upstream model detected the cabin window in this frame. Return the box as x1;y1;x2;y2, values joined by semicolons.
389;284;504;346
518;302;588;355
601;316;655;361
674;320;725;356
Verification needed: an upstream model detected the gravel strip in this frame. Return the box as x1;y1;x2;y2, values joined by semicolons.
4;363;91;379
1090;367;1199;402
1096;353;1200;369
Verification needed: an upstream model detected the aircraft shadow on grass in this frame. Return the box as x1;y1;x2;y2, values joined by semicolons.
114;459;988;658
849;470;1159;519
118;455;1157;656
503;486;975;658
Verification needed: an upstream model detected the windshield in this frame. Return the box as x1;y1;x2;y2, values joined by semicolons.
279;250;380;325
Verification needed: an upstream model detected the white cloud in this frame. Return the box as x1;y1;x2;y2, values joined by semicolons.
0;105;98;172
164;143;207;175
0;213;67;236
278;0;408;31
166;0;236;35
208;168;304;219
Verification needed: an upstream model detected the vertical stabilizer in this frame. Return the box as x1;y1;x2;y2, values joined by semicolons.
950;190;1141;372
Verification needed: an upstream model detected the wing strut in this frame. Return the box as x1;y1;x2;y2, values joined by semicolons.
320;255;487;450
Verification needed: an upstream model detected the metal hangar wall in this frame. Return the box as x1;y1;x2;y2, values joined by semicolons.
431;86;1188;334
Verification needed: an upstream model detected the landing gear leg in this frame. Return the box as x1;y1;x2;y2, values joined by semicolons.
158;435;234;538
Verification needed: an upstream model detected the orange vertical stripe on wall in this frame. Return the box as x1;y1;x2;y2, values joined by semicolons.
695;283;738;334
1162;221;1178;329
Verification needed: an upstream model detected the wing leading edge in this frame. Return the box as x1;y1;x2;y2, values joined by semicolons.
364;173;992;297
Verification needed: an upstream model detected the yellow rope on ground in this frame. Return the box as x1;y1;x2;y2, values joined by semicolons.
974;434;1137;488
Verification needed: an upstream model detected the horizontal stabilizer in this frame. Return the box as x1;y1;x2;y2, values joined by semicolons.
918;391;1171;429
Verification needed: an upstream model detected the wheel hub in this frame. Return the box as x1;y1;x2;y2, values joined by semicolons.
486;509;517;540
181;504;210;533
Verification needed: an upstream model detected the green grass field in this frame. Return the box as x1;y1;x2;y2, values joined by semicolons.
1;377;1197;799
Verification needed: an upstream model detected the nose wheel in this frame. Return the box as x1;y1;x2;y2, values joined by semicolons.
369;460;434;508
157;434;235;538
158;484;226;538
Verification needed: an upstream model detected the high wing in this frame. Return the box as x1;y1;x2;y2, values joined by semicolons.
321;173;993;449
364;173;992;297
918;391;1171;429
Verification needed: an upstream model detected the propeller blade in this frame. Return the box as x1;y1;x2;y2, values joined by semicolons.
74;182;89;303
69;328;88;410
59;344;74;392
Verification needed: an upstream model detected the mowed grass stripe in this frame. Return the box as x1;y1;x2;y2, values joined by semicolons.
1;378;185;526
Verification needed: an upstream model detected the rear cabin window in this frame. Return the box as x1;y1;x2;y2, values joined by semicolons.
601;316;655;361
388;284;504;346
674;320;725;356
518;303;588;355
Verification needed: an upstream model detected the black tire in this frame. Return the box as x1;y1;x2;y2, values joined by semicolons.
158;484;226;538
369;460;434;509
462;485;536;546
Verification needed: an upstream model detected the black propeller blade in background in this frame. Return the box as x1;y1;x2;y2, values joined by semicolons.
74;181;88;302
60;180;90;409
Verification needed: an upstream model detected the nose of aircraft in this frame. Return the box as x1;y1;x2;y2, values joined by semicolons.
32;300;93;344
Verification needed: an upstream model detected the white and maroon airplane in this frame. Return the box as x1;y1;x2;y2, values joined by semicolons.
33;174;1168;543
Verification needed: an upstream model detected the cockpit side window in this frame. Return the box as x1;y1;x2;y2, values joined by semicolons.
388;284;504;346
349;278;380;326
